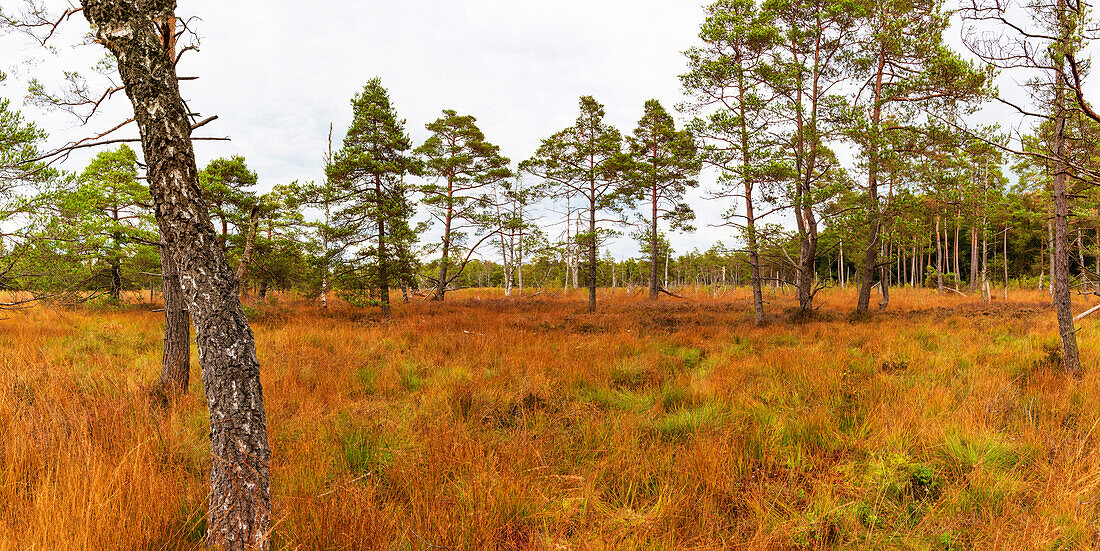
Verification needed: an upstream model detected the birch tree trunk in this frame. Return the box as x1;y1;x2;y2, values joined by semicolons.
81;2;272;548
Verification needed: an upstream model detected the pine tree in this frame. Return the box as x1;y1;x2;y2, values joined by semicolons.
682;0;782;324
199;156;258;243
326;78;419;312
521;96;627;313
416;110;511;300
850;0;988;312
623;99;701;301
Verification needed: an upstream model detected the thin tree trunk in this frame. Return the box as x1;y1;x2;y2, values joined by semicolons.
235;205;260;296
1049;201;1056;297
954;216;961;281
588;196;597;313
649;182;659;300
436;177;453;301
936;214;944;294
879;241;890;310
1003;226;1009;300
968;225;978;291
981;210;989;303
376;174;390;313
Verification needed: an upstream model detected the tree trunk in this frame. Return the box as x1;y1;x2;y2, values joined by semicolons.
1051;46;1082;376
954;217;961;281
235;205;260;296
436;231;450;301
587;196;597;313
436;178;453;301
856;47;885;313
376;174;390;313
878;241;890;310
649;183;659;301
159;245;190;395
1049;201;1056;297
981;211;989;303
1078;229;1086;280
936;214;944;294
1003;226;1009;300
81;2;272;548
109;255;122;301
968;225;978;292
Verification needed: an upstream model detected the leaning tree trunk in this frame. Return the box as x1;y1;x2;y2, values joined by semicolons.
159;245;191;395
81;2;272;548
235;205;260;297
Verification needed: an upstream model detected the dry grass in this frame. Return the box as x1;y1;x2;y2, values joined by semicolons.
2;286;1100;550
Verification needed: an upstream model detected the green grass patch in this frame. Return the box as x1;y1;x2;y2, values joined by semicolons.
647;404;723;442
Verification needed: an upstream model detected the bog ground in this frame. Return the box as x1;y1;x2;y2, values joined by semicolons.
2;288;1100;550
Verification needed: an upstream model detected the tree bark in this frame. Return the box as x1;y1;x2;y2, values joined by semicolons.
981;211;989;303
1003;226;1009;300
878;242;890;310
235;205;260;296
969;225;979;292
856;44;886;313
376;174;390;313
81;2;272;548
954;216;960;281
587;194;597;313
1049;200;1056;296
1051;43;1082;376
436;175;453;301
649;182;660;301
935;214;944;294
159;244;190;395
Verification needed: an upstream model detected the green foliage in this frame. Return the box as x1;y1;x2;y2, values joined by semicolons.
415;109;512;294
326;77;420;307
23;145;157;299
647;403;724;441
623;99;700;242
341;428;394;476
521;96;627;306
199;155;258;235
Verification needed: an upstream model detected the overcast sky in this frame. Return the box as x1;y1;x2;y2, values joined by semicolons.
3;0;725;258
1;0;1070;260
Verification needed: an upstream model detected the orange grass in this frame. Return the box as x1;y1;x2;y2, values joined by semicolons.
2;286;1100;549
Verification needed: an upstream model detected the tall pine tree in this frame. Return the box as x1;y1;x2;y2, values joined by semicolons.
326;78;419;312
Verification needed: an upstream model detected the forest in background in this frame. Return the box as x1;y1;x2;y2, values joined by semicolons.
0;0;1098;548
0;0;1095;322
